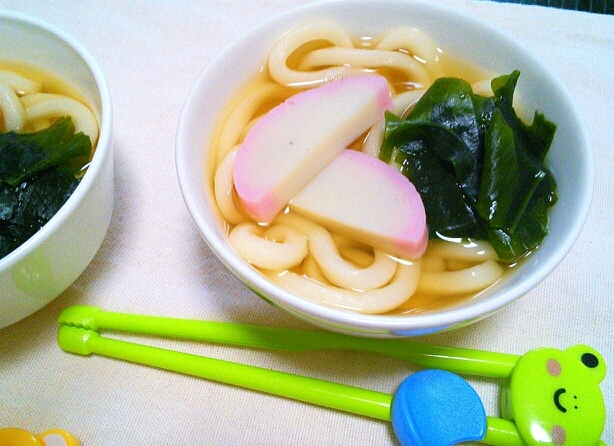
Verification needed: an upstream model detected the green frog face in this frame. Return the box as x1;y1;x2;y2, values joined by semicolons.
501;344;606;445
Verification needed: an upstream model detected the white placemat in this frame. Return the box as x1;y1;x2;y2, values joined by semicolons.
1;0;612;444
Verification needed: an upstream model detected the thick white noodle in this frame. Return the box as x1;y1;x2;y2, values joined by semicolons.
416;260;504;296
300;254;332;285
341;248;376;268
445;259;476;271
268;19;364;87
330;232;364;251
213;20;508;313
275;213;397;291
426;239;499;262
266;258;421;314
362;89;425;157
374;27;443;79
298;47;430;86
0;70;42;95
216;82;292;163
20;93;99;145
391;89;427;118
420;255;446;272
0;81;26;132
239;115;262;142
214;145;249;225
229;223;308;271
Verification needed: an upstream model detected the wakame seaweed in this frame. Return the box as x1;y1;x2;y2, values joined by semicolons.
0;116;91;259
380;71;557;262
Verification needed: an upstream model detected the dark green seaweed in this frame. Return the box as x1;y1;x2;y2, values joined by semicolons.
0;117;91;259
380;71;557;262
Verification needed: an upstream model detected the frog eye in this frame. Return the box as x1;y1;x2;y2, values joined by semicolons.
566;345;606;384
581;352;599;369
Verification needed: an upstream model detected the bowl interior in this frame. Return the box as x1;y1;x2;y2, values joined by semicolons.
0;11;113;329
176;0;592;336
0;12;104;124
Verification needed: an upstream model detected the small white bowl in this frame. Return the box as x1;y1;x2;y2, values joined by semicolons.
176;0;592;336
0;11;113;329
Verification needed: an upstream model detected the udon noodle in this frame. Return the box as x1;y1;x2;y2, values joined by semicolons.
0;64;98;147
212;19;505;314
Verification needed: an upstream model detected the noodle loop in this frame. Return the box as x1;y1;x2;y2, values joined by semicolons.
374;27;443;79
0;81;26;132
268;19;361;87
214;146;250;225
275;213;397;291
229;223;308;271
426;239;499;262
416;260;504;296
266;259;421;314
20;93;99;145
298;47;430;86
0;70;42;95
216;82;293;162
212;20;511;314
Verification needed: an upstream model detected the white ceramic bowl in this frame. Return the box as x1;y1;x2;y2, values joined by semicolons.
0;11;113;329
176;0;593;336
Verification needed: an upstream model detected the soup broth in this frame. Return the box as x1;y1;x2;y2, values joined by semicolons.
209;21;539;315
0;60;99;259
0;60;99;138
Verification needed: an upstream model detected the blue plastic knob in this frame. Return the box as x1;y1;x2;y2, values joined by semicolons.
391;369;487;446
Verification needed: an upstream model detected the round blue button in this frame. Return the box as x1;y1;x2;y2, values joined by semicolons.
391;369;487;446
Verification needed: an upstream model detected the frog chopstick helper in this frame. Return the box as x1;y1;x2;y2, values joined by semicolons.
57;306;608;445
391;344;606;445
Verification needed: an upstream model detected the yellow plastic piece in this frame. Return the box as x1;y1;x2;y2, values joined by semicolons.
0;428;79;446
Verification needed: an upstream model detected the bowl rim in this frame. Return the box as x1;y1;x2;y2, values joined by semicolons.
0;10;113;270
176;0;594;334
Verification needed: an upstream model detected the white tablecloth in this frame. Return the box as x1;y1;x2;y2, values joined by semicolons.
1;0;612;444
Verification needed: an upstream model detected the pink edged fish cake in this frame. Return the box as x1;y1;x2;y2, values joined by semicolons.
233;75;393;223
